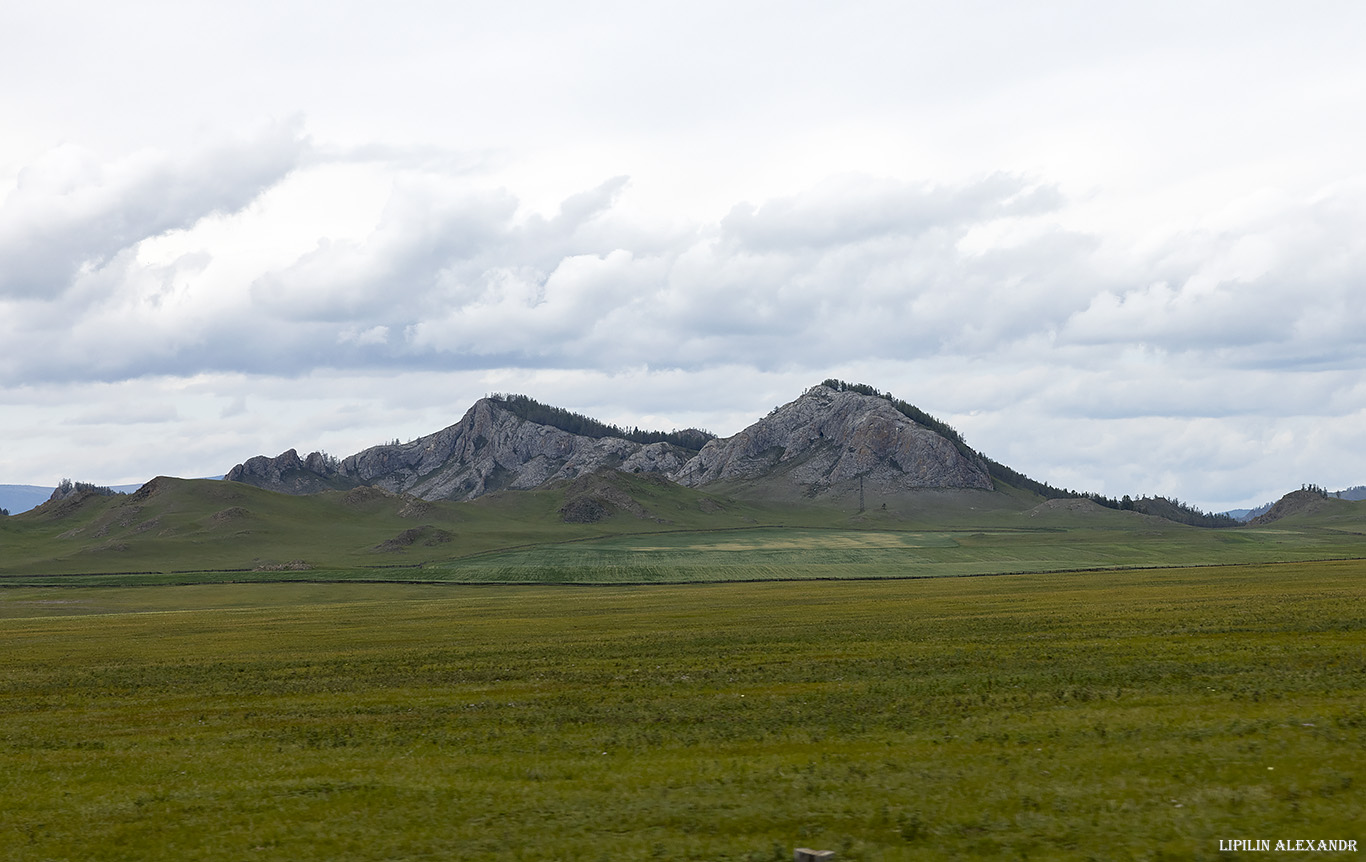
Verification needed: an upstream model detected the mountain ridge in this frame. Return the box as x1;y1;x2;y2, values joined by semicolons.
227;384;1001;505
220;381;1247;528
227;395;704;502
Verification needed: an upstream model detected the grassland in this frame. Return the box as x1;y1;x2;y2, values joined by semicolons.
4;476;1366;587
0;475;787;578
425;520;1366;584
2;479;1363;857
2;561;1363;861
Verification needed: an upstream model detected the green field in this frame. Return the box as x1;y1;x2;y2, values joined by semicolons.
5;475;1366;587
426;522;1366;584
2;561;1363;860
3;479;1364;858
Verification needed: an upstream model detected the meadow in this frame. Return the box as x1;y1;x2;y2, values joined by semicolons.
1;560;1362;860
425;522;1366;584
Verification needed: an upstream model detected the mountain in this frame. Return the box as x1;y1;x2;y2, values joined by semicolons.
220;382;1239;525
227;384;999;505
0;469;782;576
0;485;59;515
1223;501;1274;522
673;384;993;502
227;395;706;501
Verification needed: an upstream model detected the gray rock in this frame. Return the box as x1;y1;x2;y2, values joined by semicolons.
226;398;700;502
672;386;993;496
224;449;351;494
225;386;993;505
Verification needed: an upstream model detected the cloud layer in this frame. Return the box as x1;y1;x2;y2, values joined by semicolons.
4;2;1366;509
5;137;1363;389
3;129;1364;508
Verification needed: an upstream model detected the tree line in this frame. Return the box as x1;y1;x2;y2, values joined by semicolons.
488;394;715;451
818;379;1239;528
52;479;124;499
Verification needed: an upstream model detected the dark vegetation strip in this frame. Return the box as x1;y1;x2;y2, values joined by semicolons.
820;379;1239;527
488;393;714;451
5;557;1364;590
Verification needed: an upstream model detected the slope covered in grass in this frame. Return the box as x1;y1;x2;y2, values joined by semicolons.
4;475;1364;585
0;473;795;577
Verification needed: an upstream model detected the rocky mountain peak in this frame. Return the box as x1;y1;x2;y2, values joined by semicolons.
672;384;993;498
226;396;703;502
226;385;996;505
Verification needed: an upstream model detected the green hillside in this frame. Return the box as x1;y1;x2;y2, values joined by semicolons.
0;473;800;578
4;475;1365;585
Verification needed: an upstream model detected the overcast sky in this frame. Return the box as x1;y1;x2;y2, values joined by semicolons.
3;1;1364;511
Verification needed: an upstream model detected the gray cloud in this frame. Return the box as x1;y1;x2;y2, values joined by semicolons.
719;173;1060;252
0;121;307;299
1060;190;1366;370
5;161;1366;403
3;154;1365;510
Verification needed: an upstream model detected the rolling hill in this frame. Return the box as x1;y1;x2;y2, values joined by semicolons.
6;381;1360;580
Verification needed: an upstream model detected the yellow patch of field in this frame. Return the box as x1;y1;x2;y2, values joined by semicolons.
635;530;953;553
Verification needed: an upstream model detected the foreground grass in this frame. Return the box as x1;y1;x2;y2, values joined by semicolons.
1;562;1363;860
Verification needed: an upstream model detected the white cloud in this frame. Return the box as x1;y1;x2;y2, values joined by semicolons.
0;121;306;299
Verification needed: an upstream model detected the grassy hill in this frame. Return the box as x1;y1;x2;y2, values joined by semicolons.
4;474;1366;586
0;473;805;578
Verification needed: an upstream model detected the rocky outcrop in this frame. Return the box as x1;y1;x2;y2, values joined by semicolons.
226;398;699;502
225;450;351;494
227;385;995;505
673;386;993;497
1248;489;1335;526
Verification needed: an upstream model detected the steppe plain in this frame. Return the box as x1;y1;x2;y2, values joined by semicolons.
1;477;1362;860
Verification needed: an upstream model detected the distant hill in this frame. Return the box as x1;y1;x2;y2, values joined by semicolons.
0;485;57;516
1333;484;1366;501
0;471;779;576
227;384;1009;508
222;382;1243;529
1223;484;1365;523
673;384;994;504
227;395;710;501
8;384;1365;577
1223;501;1274;522
1248;487;1356;526
0;482;144;515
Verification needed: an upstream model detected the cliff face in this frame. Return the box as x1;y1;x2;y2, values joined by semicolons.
224;449;350;494
226;398;696;502
672;386;994;497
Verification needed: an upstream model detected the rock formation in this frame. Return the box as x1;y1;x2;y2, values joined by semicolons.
672;385;994;498
1248;489;1335;526
226;397;699;502
226;384;996;504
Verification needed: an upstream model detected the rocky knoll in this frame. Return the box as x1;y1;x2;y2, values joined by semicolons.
672;385;994;498
227;397;699;502
1248;489;1336;526
225;449;344;494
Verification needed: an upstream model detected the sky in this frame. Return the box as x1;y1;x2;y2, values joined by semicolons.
2;0;1364;512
